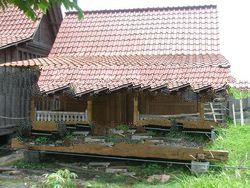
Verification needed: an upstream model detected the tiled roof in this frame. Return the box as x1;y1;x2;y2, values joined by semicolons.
0;6;42;49
50;5;220;56
2;54;229;68
230;81;250;91
1;55;233;95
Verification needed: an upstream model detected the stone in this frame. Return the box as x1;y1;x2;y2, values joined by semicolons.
127;129;136;134
73;131;89;136
191;161;210;174
102;142;114;147
147;139;164;144
147;174;170;183
55;140;63;146
105;168;128;173
122;172;136;176
88;162;110;168
131;135;152;140
109;129;124;135
84;137;105;143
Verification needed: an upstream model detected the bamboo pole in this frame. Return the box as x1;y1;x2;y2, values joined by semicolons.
232;103;236;126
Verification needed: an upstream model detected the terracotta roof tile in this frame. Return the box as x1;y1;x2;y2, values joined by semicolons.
1;54;233;94
50;5;220;56
0;6;42;49
230;81;250;91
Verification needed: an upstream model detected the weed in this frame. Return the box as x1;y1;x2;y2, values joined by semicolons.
35;136;49;144
42;169;78;188
115;124;130;131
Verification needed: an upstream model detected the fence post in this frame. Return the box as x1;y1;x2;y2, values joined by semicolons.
232;103;236;126
240;98;244;126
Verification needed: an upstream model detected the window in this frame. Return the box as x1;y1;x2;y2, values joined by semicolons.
36;97;61;111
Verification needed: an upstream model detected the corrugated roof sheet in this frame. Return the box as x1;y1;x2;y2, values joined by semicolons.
0;55;233;95
0;6;42;49
50;5;220;56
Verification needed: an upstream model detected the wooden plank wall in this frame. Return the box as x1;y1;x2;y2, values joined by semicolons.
139;92;198;115
0;67;36;135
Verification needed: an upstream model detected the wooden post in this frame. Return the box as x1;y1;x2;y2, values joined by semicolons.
198;102;205;121
30;97;36;122
240;98;244;126
87;98;93;123
209;103;217;122
133;93;139;125
232;103;236;126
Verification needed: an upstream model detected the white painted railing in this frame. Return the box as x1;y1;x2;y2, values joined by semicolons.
35;111;87;122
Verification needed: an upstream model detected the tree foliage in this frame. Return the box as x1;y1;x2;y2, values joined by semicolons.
227;86;250;100
0;0;83;20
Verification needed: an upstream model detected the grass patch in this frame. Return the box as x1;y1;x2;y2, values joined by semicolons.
12;159;56;170
85;123;250;187
209;124;250;166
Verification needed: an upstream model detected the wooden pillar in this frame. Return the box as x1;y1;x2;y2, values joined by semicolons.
133;93;139;125
117;92;122;123
87;98;93;123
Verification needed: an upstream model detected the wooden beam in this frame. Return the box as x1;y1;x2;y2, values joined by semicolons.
137;119;171;127
11;138;228;162
176;119;215;130
133;93;139;125
87;98;93;123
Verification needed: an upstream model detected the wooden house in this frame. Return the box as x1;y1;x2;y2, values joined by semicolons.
0;5;62;140
5;5;232;162
0;5;63;64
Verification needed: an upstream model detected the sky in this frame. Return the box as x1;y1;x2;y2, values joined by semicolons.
70;0;250;81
